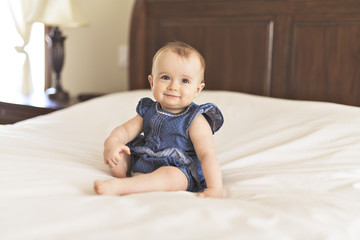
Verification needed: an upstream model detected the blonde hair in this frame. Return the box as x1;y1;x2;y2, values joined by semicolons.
152;41;206;83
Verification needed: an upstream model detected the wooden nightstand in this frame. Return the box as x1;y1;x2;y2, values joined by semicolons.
0;93;79;124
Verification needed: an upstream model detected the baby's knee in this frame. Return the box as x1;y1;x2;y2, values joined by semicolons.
159;166;188;183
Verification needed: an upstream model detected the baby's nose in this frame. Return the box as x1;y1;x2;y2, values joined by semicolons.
168;80;179;90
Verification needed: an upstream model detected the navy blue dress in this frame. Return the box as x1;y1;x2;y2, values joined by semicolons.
128;97;224;192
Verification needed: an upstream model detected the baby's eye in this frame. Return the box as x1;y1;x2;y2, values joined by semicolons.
161;75;170;80
182;78;189;84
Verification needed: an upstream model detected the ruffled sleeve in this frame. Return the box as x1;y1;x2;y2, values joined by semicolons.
195;103;224;134
136;97;155;117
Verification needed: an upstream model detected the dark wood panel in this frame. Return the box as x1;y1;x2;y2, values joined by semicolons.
0;94;79;124
0;102;56;124
146;0;360;18
290;22;360;105
129;0;360;106
142;18;274;95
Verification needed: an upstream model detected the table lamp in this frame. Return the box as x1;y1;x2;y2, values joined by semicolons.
30;0;88;101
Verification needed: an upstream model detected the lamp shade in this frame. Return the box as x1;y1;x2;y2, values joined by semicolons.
29;0;88;27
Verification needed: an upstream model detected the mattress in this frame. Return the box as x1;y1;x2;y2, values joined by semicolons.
1;90;359;239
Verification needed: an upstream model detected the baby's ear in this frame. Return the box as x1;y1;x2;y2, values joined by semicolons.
195;82;205;96
148;75;153;88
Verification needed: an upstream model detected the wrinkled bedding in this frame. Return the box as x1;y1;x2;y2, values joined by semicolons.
1;90;359;239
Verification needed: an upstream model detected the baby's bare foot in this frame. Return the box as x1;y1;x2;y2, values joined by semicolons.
94;179;123;195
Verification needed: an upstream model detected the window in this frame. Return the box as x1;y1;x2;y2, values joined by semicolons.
0;1;44;97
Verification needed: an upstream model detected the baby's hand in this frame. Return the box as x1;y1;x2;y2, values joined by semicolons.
103;142;131;168
197;188;223;198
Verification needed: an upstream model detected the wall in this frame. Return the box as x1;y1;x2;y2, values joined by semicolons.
61;0;135;96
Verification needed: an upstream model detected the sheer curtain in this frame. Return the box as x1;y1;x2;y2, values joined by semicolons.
6;0;44;95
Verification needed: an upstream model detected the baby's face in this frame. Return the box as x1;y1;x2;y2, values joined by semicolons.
149;50;205;113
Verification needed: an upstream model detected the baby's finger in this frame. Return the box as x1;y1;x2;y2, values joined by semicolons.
109;158;118;167
120;146;131;155
197;192;206;198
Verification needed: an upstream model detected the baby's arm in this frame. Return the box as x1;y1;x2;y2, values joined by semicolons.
189;114;223;198
104;114;143;167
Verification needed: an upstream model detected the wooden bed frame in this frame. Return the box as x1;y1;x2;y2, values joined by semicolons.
129;0;360;107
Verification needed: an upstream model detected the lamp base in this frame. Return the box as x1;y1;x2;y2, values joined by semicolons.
46;87;69;101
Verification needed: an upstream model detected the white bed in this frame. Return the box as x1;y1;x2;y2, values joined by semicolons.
3;0;360;238
1;90;360;239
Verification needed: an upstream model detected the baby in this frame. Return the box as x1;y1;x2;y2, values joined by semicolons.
94;41;224;198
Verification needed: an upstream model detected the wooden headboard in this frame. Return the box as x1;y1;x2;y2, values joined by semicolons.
129;0;360;107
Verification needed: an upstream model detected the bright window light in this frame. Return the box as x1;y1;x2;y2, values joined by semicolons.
0;2;44;97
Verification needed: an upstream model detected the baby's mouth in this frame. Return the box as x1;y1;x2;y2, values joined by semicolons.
163;93;180;98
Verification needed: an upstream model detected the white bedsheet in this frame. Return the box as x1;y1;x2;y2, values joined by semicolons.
1;90;359;239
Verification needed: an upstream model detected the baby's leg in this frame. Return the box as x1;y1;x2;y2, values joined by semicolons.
94;166;188;195
108;152;131;178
